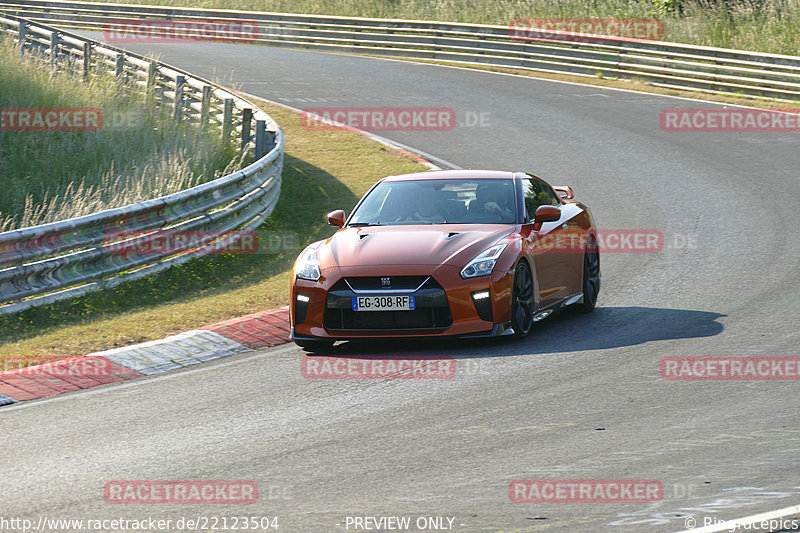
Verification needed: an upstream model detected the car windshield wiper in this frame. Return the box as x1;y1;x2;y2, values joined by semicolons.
348;222;382;227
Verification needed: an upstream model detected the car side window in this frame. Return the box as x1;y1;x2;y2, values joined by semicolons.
522;178;560;220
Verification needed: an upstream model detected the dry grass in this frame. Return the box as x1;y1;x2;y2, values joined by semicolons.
0;38;238;231
0;98;428;363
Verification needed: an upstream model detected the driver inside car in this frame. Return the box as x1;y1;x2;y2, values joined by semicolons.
470;183;514;222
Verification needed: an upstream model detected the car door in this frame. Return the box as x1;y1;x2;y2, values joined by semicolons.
519;177;572;308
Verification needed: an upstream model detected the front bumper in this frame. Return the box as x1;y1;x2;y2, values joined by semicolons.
291;266;513;339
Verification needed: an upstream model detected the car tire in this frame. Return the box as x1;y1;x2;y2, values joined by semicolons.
294;339;335;353
573;236;600;314
510;261;534;338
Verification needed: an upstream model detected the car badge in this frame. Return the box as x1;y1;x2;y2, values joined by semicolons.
381;277;391;287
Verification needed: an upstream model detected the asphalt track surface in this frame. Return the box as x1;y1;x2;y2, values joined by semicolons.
2;35;799;532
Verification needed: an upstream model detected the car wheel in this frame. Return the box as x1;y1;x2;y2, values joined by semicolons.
511;261;534;338
294;339;335;353
573;236;600;314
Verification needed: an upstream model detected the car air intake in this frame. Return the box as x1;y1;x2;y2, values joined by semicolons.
324;277;452;331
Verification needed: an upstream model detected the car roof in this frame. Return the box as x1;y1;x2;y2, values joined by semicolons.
382;169;517;182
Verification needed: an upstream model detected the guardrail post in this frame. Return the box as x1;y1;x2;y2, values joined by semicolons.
18;21;26;58
154;86;163;111
115;53;124;81
50;32;59;69
0;13;286;313
174;75;185;121
266;130;276;153
200;86;211;126
82;42;91;81
222;98;234;141
146;60;156;105
241;108;252;152
254;120;266;159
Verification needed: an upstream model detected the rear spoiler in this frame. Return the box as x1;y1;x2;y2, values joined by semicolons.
522;173;574;200
552;186;574;199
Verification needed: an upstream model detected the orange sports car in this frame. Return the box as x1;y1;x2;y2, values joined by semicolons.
290;169;600;351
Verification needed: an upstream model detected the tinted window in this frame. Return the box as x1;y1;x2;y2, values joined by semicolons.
348;179;516;225
522;178;560;220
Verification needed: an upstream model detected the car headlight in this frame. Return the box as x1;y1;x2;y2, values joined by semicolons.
460;243;507;279
295;246;321;281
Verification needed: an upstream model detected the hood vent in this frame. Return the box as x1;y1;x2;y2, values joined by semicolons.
445;232;461;240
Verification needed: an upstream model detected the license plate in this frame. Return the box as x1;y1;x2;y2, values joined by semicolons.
352;295;415;311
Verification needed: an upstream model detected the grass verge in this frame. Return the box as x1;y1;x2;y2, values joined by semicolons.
0;38;239;231
0;97;427;366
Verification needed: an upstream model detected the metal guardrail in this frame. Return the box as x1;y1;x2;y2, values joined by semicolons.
0;13;284;314
2;0;800;102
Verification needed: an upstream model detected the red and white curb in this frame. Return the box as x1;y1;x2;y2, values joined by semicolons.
0;98;448;408
0;307;290;406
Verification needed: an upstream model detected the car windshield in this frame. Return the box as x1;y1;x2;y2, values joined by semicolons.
348;178;517;226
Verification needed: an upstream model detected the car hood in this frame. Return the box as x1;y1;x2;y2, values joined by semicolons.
318;224;514;271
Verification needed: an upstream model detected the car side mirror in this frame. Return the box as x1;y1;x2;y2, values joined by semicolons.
533;205;561;230
326;209;346;227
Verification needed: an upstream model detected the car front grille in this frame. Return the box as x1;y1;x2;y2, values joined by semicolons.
324;277;452;331
344;276;429;292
